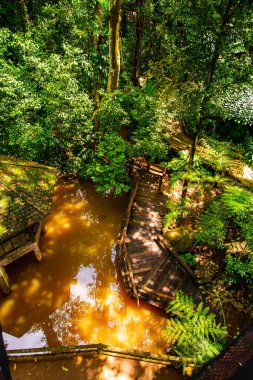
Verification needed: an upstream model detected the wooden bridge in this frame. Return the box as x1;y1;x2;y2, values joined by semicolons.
118;158;202;309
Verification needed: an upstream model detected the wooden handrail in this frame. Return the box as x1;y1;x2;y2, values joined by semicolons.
157;234;197;283
119;182;140;305
6;343;193;366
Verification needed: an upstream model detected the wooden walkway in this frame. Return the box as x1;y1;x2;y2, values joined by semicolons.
118;158;202;309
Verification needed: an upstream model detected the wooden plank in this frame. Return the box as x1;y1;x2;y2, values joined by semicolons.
130;220;163;229
138;285;174;301
133;267;152;274
127;249;162;259
142;252;168;287
131;213;162;223
155;261;180;293
157;234;197;283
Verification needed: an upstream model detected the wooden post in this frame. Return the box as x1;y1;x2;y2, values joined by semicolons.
33;243;42;262
0;267;10;295
41;220;46;235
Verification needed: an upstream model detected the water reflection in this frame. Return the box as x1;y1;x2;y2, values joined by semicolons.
0;179;166;353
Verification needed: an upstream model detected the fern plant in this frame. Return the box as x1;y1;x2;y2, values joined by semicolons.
197;185;253;250
162;291;227;368
221;185;253;223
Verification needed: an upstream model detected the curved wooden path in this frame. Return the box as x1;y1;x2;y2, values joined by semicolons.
118;158;202;309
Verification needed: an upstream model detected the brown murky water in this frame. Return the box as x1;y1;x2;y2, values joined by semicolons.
9;356;183;380
0;179;167;354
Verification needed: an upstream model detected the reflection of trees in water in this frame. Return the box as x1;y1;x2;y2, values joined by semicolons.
48;268;166;352
49;297;88;346
1;179;166;353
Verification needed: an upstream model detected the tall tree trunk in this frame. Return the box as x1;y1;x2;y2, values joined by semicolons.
92;2;104;111
132;0;143;86
107;0;121;93
20;0;30;31
181;118;202;199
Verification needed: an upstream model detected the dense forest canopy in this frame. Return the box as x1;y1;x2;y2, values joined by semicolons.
0;0;252;194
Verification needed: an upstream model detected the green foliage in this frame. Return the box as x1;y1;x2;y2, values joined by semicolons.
180;252;196;267
97;91;130;133
196;185;253;285
85;132;130;195
238;137;253;166
165;153;188;190
196;201;227;249
0;0;252;197
165;151;226;194
0;28;94;173
164;199;188;227
197;186;253;250
162;291;227;366
225;254;253;287
221;186;253;224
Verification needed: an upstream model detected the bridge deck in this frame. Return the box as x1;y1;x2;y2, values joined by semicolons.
118;159;202;309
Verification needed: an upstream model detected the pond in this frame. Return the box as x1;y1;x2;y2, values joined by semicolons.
0;179;168;354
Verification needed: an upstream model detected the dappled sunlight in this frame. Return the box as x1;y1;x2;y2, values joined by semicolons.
0;179;167;355
100;366;131;380
26;278;41;297
0;298;15;319
243;164;253;180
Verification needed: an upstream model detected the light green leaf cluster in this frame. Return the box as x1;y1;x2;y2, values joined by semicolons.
210;85;253;125
162;291;227;366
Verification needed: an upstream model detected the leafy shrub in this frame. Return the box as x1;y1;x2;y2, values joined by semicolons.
238;136;253;166
180;252;196;267
163;199;189;227
97;91;130;133
0;29;94;174
85;132;130;195
225;254;253;286
165;152;226;192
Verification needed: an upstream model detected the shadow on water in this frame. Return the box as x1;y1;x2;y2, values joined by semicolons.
0;179;167;355
10;356;183;380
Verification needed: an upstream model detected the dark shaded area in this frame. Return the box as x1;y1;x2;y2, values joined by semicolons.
230;357;253;380
0;325;12;380
191;323;253;380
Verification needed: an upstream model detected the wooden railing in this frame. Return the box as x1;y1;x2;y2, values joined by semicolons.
6;343;192;367
119;182;140;305
157;234;198;283
129;157;167;192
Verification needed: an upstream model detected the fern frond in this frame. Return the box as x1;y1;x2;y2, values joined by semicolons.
162;291;228;366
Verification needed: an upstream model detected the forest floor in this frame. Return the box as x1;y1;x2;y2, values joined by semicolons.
155;120;253;330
